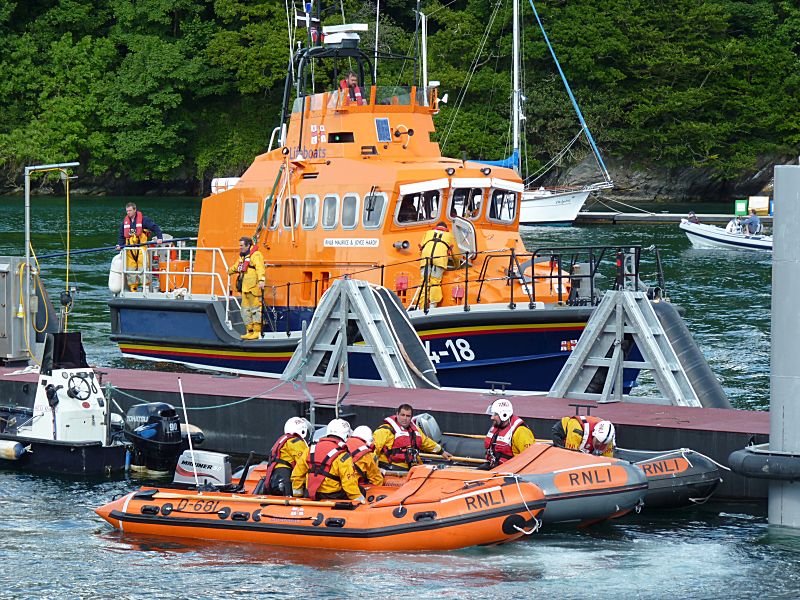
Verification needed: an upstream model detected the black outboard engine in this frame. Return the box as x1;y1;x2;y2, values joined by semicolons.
124;403;184;473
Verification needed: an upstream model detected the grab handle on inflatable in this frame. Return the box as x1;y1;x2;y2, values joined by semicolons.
420;452;485;465
151;492;355;509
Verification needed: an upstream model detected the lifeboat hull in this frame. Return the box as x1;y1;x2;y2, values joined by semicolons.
614;448;722;509
95;468;545;552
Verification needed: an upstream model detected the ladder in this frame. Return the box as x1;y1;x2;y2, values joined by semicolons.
281;278;438;389
548;291;702;407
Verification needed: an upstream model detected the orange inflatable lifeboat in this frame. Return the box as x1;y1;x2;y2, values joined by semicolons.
95;466;545;551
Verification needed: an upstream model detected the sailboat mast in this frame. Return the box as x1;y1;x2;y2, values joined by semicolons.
512;0;521;172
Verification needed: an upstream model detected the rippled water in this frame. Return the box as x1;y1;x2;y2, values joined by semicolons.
0;196;793;597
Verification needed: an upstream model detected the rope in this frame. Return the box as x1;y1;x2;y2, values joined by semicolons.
108;379;291;411
617;446;731;472
29;246;48;334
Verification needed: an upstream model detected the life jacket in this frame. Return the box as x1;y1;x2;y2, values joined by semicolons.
237;244;258;274
576;415;604;454
306;436;348;499
340;79;364;105
264;433;301;483
123;211;145;241
380;416;422;466
346;437;374;482
420;226;452;266
484;415;526;466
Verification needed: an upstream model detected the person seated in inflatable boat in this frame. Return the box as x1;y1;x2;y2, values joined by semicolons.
551;416;616;458
264;417;310;496
740;208;762;235
373;404;453;471
478;399;535;470
346;426;384;486
291;418;366;504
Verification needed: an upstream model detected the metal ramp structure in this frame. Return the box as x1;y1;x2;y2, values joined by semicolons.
281;278;439;390
549;291;702;407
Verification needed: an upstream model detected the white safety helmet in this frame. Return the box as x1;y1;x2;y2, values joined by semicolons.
486;398;514;422
592;420;616;448
284;417;308;439
326;418;351;441
352;425;373;445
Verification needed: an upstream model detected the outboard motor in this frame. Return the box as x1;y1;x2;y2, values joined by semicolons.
413;413;443;444
173;450;232;489
124;403;184;474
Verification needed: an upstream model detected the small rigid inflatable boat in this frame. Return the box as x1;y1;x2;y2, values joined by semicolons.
95;465;545;551
679;219;772;252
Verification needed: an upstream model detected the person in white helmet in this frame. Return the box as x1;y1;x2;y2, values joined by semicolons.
264;417;310;495
291;418;365;503
481;398;535;469
346;426;384;486
373;404;453;471
551;415;616;457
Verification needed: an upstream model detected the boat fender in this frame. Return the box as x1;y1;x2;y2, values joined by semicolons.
0;440;26;460
108;252;124;294
325;518;345;528
392;506;408;519
312;513;324;526
231;511;250;521
161;503;173;516
141;505;160;515
728;445;800;481
217;507;231;519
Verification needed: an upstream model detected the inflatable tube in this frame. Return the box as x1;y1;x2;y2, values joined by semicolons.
0;440;25;460
652;301;731;409
728;444;800;481
108;252;124;294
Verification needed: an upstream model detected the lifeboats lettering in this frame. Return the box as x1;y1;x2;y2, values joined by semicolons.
175;498;221;513
553;465;629;492
464;488;506;511
567;468;613;487
641;458;690;476
323;238;380;248
289;146;327;160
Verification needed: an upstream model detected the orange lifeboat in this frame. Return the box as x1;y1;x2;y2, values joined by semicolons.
95;466;545;551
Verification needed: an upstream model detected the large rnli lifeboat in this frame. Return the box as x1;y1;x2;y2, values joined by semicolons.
108;21;650;392
95;466;545;552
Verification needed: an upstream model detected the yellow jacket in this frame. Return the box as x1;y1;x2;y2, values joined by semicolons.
510;425;536;456
419;229;456;269
228;248;266;294
561;416;614;458
290;444;363;500
274;436;308;471
373;422;443;470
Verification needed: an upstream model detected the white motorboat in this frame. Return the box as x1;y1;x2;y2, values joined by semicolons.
679;219;772;252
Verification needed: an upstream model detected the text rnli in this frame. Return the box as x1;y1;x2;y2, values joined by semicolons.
553;465;630;492
640;457;690;477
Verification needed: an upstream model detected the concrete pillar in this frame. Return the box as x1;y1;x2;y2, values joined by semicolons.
769;165;800;526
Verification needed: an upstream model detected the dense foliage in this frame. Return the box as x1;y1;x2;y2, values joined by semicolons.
0;0;797;189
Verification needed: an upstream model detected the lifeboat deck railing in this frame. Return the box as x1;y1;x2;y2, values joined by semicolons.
118;244;662;335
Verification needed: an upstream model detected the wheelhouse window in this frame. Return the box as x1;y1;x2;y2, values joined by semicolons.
268;197;280;230
363;192;387;229
322;194;339;229
449;188;484;221
283;195;299;229
488;189;517;223
302;195;318;229
396;190;442;225
342;194;359;229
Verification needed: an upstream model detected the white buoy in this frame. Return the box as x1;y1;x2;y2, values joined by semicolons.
108;252;124;294
0;440;26;460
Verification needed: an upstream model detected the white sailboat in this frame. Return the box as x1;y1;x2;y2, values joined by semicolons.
512;0;613;225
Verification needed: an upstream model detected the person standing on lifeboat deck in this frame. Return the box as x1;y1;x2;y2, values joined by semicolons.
291;419;366;503
480;398;535;470
264;417;310;496
346;426;384;487
418;221;457;310
551;415;616;458
373;404;453;471
340;70;366;106
228;236;266;340
116;202;163;292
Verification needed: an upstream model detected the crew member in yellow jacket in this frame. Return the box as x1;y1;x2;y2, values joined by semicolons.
228;236;266;340
417;221;457;309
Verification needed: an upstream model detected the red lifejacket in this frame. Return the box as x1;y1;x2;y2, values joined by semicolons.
380;416;422;466
346;437;373;483
576;415;603;454
264;433;301;483
484;415;526;466
123;211;144;240
340;79;365;106
306;436;348;500
237;244;258;274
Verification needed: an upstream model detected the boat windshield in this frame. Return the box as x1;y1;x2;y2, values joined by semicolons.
291;86;424;113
